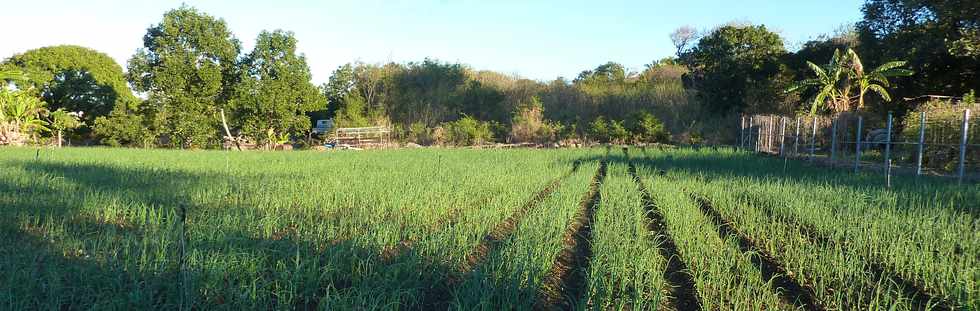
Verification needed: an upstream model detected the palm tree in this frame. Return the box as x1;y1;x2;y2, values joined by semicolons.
847;49;914;110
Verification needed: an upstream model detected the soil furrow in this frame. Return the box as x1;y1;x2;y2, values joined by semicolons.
741;194;955;310
418;167;576;309
535;160;607;310
690;194;823;311
628;163;702;311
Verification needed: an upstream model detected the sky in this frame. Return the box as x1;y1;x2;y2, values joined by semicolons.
1;0;865;84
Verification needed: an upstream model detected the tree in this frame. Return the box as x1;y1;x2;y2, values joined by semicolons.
857;0;979;100
333;92;370;128
126;6;241;148
1;45;137;127
510;96;552;143
322;63;356;118
230;30;325;146
681;24;788;113
670;26;699;56
49;109;82;147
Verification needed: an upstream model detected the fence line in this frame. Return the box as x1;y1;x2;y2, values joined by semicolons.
741;107;978;184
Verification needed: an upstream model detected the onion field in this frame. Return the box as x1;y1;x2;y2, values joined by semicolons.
1;147;977;310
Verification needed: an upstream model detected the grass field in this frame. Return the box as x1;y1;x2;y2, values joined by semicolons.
1;146;977;310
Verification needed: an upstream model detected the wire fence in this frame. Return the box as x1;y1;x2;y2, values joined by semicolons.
739;106;979;183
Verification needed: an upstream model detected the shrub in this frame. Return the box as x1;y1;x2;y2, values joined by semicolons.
588;116;610;143
510;96;557;143
439;115;494;146
900;96;979;171
608;119;630;143
628;111;670;143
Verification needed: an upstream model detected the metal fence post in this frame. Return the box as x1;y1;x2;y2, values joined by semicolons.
810;116;817;161
884;112;893;174
830;117;837;163
794;117;801;157
779;117;787;156
958;109;971;184
916;111;926;176
855;116;863;173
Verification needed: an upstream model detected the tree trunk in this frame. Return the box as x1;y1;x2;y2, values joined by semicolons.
57;130;62;148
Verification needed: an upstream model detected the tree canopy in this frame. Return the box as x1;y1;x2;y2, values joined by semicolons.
1;45;136;126
681;25;789;114
126;5;241;148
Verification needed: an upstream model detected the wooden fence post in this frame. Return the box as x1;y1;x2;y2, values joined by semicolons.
794;117;801;157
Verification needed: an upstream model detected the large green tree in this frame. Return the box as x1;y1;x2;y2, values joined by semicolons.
1;45;137;126
126;6;242;148
681;24;789;114
229;30;325;145
857;0;979;100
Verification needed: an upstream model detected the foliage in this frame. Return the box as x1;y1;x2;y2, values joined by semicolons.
0;89;49;145
627;111;670;143
48;109;83;146
607;119;629;144
93;105;156;147
681;24;789;114
900;98;979;171
856;0;979;101
1;45;138;127
438;115;494;146
588;116;610;143
787;48;912;114
229;30;325;145
510;96;558;143
126;6;242;148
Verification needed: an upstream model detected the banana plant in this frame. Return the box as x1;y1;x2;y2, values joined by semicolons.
785;49;850;114
0;89;49;145
847;49;914;110
786;48;912;114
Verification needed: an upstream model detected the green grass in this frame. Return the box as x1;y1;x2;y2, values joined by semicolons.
0;146;976;310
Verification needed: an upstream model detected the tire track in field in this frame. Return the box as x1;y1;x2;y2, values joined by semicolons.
418;165;578;309
628;162;702;311
740;194;956;310
535;160;607;310
690;194;824;311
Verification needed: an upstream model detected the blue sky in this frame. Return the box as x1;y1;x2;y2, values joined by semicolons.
1;0;864;84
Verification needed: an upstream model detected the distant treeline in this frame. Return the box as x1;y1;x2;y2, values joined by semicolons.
1;0;976;148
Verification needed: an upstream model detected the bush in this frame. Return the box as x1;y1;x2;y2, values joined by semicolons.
628;111;670;143
93;106;156;148
404;121;432;145
901;96;979;172
608;119;629;143
510;96;557;143
439;115;494;146
588;116;610;143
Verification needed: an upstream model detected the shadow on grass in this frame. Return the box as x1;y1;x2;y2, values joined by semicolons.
0;160;489;310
